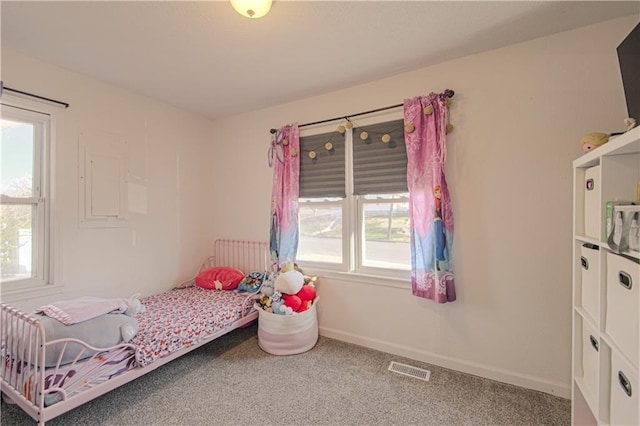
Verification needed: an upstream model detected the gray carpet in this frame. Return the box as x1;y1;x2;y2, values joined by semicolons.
0;323;570;425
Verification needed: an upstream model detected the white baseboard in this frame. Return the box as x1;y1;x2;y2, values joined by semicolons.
319;326;570;399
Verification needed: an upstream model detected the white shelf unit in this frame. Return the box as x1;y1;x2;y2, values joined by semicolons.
572;127;640;426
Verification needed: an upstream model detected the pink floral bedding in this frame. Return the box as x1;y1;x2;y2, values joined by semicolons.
1;288;255;409
132;287;255;367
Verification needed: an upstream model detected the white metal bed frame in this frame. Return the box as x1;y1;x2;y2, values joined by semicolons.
1;239;269;425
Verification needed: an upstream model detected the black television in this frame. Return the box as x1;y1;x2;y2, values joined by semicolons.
617;22;640;121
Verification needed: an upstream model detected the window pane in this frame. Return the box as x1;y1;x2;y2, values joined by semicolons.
1;204;34;282
298;204;342;263
362;202;410;269
1;119;34;198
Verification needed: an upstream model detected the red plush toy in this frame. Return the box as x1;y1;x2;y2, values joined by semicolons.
283;294;302;312
296;284;317;312
281;283;317;313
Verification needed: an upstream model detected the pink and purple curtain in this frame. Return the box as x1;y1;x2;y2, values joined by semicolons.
269;124;300;268
404;93;456;303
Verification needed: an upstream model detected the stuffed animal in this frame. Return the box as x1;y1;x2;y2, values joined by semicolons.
120;322;138;342
303;274;318;287
296;284;317;312
259;295;273;313
260;271;278;297
581;119;637;153
282;294;302;312
256;264;318;314
272;299;294;315
281;262;295;273
581;132;609;153
124;293;145;316
274;270;304;295
624;117;636;131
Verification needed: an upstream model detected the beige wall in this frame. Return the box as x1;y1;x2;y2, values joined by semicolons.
1;48;216;310
208;16;638;397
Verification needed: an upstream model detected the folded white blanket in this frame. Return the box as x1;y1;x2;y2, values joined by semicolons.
35;296;129;325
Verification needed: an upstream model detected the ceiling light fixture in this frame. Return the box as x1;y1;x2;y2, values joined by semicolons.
230;0;272;19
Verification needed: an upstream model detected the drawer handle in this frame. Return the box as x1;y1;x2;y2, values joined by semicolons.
589;335;598;351
618;271;632;290
586;178;595;191
618;371;632;397
581;257;589;270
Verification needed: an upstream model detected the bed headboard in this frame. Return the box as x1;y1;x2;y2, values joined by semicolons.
176;239;270;289
212;239;270;273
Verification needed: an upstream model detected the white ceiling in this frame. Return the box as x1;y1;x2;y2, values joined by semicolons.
2;1;638;121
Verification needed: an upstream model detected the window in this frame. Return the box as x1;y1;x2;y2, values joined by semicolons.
297;113;411;277
1;99;55;293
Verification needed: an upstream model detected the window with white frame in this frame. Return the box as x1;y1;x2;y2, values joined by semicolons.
297;114;411;277
1;101;53;291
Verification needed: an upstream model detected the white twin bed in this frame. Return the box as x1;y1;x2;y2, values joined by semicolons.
1;239;270;425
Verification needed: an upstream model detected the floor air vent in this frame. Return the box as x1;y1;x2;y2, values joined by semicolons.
388;361;431;381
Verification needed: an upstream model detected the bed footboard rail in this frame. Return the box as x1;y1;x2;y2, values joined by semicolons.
38;339;136;408
1;303;138;424
1;303;47;419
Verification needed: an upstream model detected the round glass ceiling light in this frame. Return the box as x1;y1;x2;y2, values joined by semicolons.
230;0;272;18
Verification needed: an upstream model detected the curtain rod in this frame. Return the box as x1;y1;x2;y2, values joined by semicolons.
1;82;70;108
269;89;454;134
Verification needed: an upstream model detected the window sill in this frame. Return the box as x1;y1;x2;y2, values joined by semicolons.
1;284;64;304
303;268;411;290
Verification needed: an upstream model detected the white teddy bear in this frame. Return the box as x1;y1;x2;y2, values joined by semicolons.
274;270;304;295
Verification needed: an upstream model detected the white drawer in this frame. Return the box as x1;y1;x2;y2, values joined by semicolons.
609;349;639;426
605;252;639;368
580;243;600;322
581;319;600;401
584;165;601;240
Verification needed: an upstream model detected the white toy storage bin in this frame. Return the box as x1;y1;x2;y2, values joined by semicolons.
255;297;319;355
580;243;599;322
584;165;601;240
581;319;599;402
609;349;639;426
605;252;639;368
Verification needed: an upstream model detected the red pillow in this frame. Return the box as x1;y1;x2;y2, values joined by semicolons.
195;267;245;290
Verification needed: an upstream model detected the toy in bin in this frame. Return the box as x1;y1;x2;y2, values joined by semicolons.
580;118;637;153
255;263;319;355
257;263;317;315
